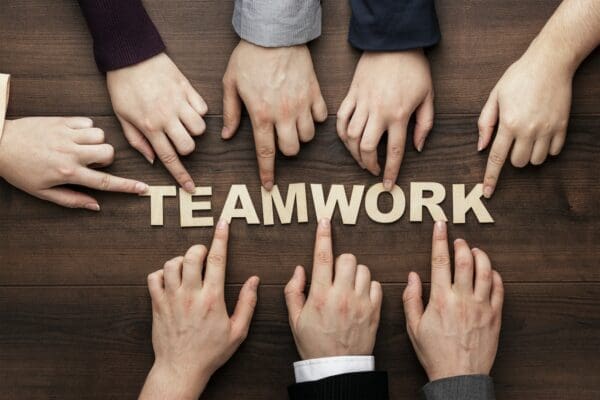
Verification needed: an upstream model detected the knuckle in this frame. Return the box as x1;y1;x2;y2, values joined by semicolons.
207;254;225;266
432;255;450;268
388;145;403;158
158;151;179;165
141;118;160;134
256;145;275;159
510;156;527;168
58;166;77;180
502;115;520;131
280;143;300;156
488;150;505;167
338;253;357;265
99;174;112;191
359;141;377;153
179;140;196;156
316;250;332;265
347;125;362;139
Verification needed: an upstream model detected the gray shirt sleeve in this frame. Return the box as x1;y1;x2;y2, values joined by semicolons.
421;375;495;400
232;0;322;47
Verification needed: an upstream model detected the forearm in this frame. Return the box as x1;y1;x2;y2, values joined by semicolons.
77;0;165;72
525;0;600;74
138;363;210;400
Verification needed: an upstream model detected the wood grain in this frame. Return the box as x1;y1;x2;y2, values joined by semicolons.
1;1;599;399
0;284;598;400
0;116;598;286
1;0;599;117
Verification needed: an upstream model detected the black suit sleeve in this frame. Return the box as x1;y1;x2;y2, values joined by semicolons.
288;371;389;400
348;0;441;51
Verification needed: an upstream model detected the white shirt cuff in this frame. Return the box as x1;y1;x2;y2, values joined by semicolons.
293;356;375;383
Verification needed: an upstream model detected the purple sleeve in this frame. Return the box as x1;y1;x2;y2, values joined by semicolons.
78;0;166;72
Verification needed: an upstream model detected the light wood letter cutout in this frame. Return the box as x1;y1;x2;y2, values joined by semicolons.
179;187;214;228
410;182;448;222
262;183;308;225
141;186;177;226
220;184;260;224
452;184;494;224
311;184;365;225
365;183;406;223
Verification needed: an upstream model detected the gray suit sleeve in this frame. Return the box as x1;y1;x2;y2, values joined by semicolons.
421;375;495;400
232;0;322;47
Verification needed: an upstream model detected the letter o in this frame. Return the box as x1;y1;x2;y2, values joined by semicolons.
365;183;405;223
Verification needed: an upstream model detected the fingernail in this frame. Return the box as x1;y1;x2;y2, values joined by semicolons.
221;127;229;138
250;276;260;290
184;182;196;194
294;265;302;277
383;179;393;191
435;220;445;232
217;218;228;229
407;272;416;285
358;161;366;170
417;139;425;152
477;137;484;152
263;181;273;191
135;182;149;194
483;185;493;198
85;203;100;211
144;154;155;165
319;218;330;228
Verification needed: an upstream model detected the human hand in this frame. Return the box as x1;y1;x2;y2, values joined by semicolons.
337;50;434;190
284;218;382;360
140;220;259;400
402;221;504;381
478;46;574;198
222;40;328;190
107;53;208;193
0;117;147;210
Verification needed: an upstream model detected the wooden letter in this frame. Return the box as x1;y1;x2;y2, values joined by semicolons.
140;186;177;226
262;183;308;225
410;182;448;222
364;183;406;223
220;184;260;224
452;184;494;224
310;184;365;225
179;187;213;228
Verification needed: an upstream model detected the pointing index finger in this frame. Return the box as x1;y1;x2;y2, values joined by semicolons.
204;219;230;290
310;218;334;292
483;128;513;198
430;221;452;296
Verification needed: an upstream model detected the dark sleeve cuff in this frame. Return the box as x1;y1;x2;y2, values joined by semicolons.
421;375;495;400
288;371;389;400
348;0;441;51
78;0;166;72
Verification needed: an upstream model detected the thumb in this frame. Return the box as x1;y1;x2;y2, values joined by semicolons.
413;93;434;152
402;272;424;334
230;276;260;343
284;265;306;327
477;88;499;151
222;77;242;139
38;187;100;211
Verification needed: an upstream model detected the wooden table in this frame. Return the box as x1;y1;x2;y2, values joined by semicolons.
1;1;599;399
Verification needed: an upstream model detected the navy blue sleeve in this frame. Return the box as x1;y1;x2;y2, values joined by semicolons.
348;0;441;51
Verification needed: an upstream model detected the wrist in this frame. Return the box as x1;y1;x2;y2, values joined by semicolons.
142;361;211;400
524;34;579;77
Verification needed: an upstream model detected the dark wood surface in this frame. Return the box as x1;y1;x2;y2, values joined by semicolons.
0;0;599;399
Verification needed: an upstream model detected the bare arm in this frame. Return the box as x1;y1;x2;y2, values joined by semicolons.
479;0;600;198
